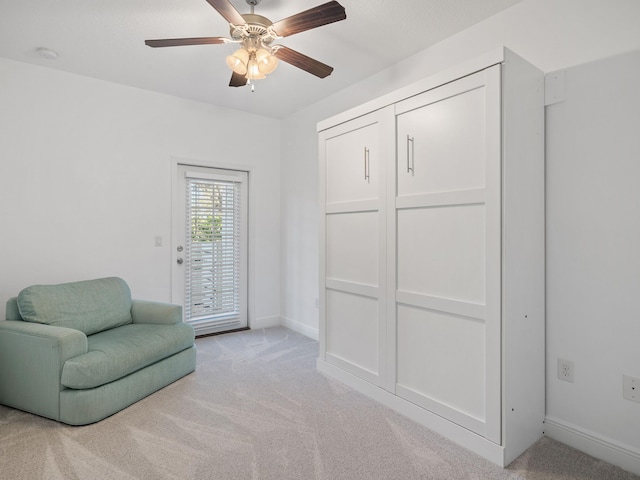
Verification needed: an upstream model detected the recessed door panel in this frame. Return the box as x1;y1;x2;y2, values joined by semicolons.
396;304;486;424
326;290;379;376
325;122;379;205
326;212;378;286
397;204;485;304
397;85;485;197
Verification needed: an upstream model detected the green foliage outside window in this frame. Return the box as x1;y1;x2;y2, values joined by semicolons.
191;214;222;242
190;183;224;242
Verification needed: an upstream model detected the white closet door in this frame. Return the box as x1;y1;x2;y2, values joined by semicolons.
392;67;502;441
319;107;393;387
325;121;380;207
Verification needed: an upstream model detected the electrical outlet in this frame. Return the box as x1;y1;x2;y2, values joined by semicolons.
558;358;574;383
623;375;640;403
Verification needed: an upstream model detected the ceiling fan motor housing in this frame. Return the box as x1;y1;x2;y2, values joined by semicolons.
231;14;278;47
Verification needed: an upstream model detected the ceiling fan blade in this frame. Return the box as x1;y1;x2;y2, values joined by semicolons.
145;37;227;47
274;46;333;78
271;1;346;38
229;71;248;87
204;0;246;26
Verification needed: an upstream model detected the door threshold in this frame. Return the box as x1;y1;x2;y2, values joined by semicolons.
196;327;250;339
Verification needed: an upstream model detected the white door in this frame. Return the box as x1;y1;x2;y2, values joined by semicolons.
319;106;393;389
392;66;502;442
173;164;248;335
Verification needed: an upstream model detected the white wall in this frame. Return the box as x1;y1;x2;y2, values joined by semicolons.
544;50;640;470
279;0;640;473
0;57;281;326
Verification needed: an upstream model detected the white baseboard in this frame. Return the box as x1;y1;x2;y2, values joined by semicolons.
249;315;319;341
544;416;640;476
280;316;319;340
250;315;281;330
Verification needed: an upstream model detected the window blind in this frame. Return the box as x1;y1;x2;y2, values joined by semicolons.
184;177;242;325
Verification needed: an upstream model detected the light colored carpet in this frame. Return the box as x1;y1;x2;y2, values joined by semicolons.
0;327;638;479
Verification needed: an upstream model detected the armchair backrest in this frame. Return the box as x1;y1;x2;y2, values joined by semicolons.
15;277;133;335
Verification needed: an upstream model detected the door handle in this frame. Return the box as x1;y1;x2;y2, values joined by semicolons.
364;147;370;183
177;258;184;265
407;135;414;176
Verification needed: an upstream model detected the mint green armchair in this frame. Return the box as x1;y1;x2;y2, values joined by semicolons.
0;277;196;425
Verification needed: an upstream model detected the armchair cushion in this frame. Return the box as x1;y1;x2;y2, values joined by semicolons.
17;277;132;336
61;323;195;389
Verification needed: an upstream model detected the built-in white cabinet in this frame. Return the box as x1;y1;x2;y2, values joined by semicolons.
318;48;545;467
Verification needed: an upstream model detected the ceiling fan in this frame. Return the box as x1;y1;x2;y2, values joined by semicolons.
145;0;346;88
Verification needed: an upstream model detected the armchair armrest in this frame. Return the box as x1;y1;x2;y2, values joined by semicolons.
131;299;183;325
0;320;87;419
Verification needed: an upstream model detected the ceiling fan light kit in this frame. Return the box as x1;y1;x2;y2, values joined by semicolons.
226;48;249;75
145;0;346;89
225;36;279;82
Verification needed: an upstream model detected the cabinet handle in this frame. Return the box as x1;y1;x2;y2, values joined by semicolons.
407;135;414;176
364;147;370;183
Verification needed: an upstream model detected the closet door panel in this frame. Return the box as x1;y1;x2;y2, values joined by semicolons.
320;106;393;389
396;304;486;429
392;68;500;440
326;290;379;377
396;205;486;304
325;122;379;205
397;77;486;198
326;212;378;286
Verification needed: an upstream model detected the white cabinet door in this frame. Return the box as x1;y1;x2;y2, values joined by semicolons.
392;67;502;441
325;120;379;207
319;108;393;387
396;77;487;198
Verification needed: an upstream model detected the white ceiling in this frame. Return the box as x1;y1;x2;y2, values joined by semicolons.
0;0;523;118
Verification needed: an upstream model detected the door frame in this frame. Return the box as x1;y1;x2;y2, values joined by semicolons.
170;156;255;329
